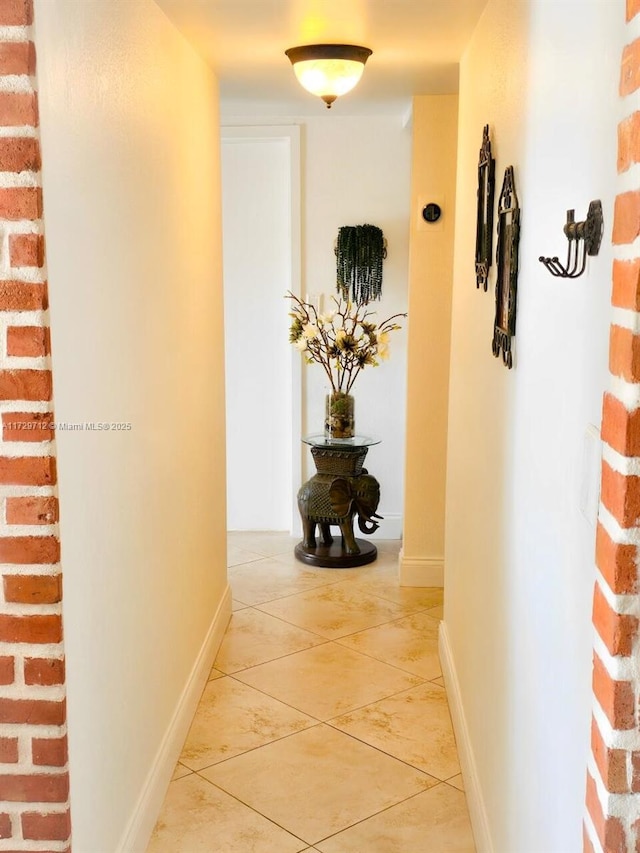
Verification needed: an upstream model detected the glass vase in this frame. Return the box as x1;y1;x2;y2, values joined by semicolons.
325;391;355;439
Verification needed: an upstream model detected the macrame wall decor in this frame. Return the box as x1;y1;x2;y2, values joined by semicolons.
335;224;386;304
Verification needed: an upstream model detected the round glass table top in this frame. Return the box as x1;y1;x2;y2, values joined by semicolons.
303;434;380;448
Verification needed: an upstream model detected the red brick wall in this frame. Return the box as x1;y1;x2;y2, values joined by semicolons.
0;0;69;849
585;2;640;850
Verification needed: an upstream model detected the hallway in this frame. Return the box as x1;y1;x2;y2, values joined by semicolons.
148;532;475;851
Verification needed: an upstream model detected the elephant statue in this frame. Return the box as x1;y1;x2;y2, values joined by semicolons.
297;469;382;555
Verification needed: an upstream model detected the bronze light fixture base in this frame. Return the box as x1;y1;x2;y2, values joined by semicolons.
284;44;373;109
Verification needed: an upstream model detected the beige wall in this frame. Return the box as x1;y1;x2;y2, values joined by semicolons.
401;95;458;586
33;0;229;849
443;0;625;850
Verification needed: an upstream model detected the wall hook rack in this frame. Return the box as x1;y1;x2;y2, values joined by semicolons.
538;200;603;279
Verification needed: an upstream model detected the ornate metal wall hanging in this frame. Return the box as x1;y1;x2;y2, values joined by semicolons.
335;224;386;304
475;124;495;291
538;200;603;278
492;166;520;370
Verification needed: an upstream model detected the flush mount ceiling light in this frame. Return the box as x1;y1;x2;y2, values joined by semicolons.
284;44;372;109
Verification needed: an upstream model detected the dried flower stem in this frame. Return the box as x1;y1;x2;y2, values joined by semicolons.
286;292;405;395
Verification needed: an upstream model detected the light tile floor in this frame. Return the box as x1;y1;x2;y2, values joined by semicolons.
148;532;476;853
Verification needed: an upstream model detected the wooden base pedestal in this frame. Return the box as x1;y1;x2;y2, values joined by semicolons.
294;538;377;568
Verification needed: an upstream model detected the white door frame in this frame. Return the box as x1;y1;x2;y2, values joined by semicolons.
221;125;302;535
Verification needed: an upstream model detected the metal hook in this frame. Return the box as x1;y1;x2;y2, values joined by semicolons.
539;200;603;279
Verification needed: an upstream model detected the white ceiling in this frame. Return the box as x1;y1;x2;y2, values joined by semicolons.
155;0;489;116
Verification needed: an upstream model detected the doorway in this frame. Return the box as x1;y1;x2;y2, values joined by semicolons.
221;126;301;532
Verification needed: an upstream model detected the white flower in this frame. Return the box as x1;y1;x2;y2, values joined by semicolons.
286;290;405;393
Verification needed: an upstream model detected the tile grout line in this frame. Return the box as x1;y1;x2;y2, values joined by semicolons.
218;615;443;682
225;642;429;700
168;737;467;849
151;536;468;850
182;675;455;783
184;704;454;785
182;718;325;773
189;739;457;850
218;670;448;753
321;718;448;781
311;781;456;847
249;599;433;641
179;769;312;849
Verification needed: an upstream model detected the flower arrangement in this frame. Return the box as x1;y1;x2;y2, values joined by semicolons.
287;292;405;394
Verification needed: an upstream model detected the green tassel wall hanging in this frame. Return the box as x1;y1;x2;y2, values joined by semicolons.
335;224;386;305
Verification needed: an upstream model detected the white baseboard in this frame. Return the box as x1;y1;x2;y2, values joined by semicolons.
439;621;493;853
116;584;232;853
398;549;444;586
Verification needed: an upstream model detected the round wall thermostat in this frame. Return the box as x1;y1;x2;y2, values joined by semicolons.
422;203;442;223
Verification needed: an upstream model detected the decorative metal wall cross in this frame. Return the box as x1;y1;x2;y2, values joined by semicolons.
492;166;521;370
475;125;496;291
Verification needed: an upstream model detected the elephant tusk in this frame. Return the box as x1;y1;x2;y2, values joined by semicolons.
358;515;380;535
361;510;384;523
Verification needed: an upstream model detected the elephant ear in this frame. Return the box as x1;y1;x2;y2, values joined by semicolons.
329;478;353;517
357;477;380;519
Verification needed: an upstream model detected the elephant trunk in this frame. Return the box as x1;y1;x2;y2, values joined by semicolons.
358;512;381;535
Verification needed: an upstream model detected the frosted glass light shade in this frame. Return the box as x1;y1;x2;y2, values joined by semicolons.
285;44;372;108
